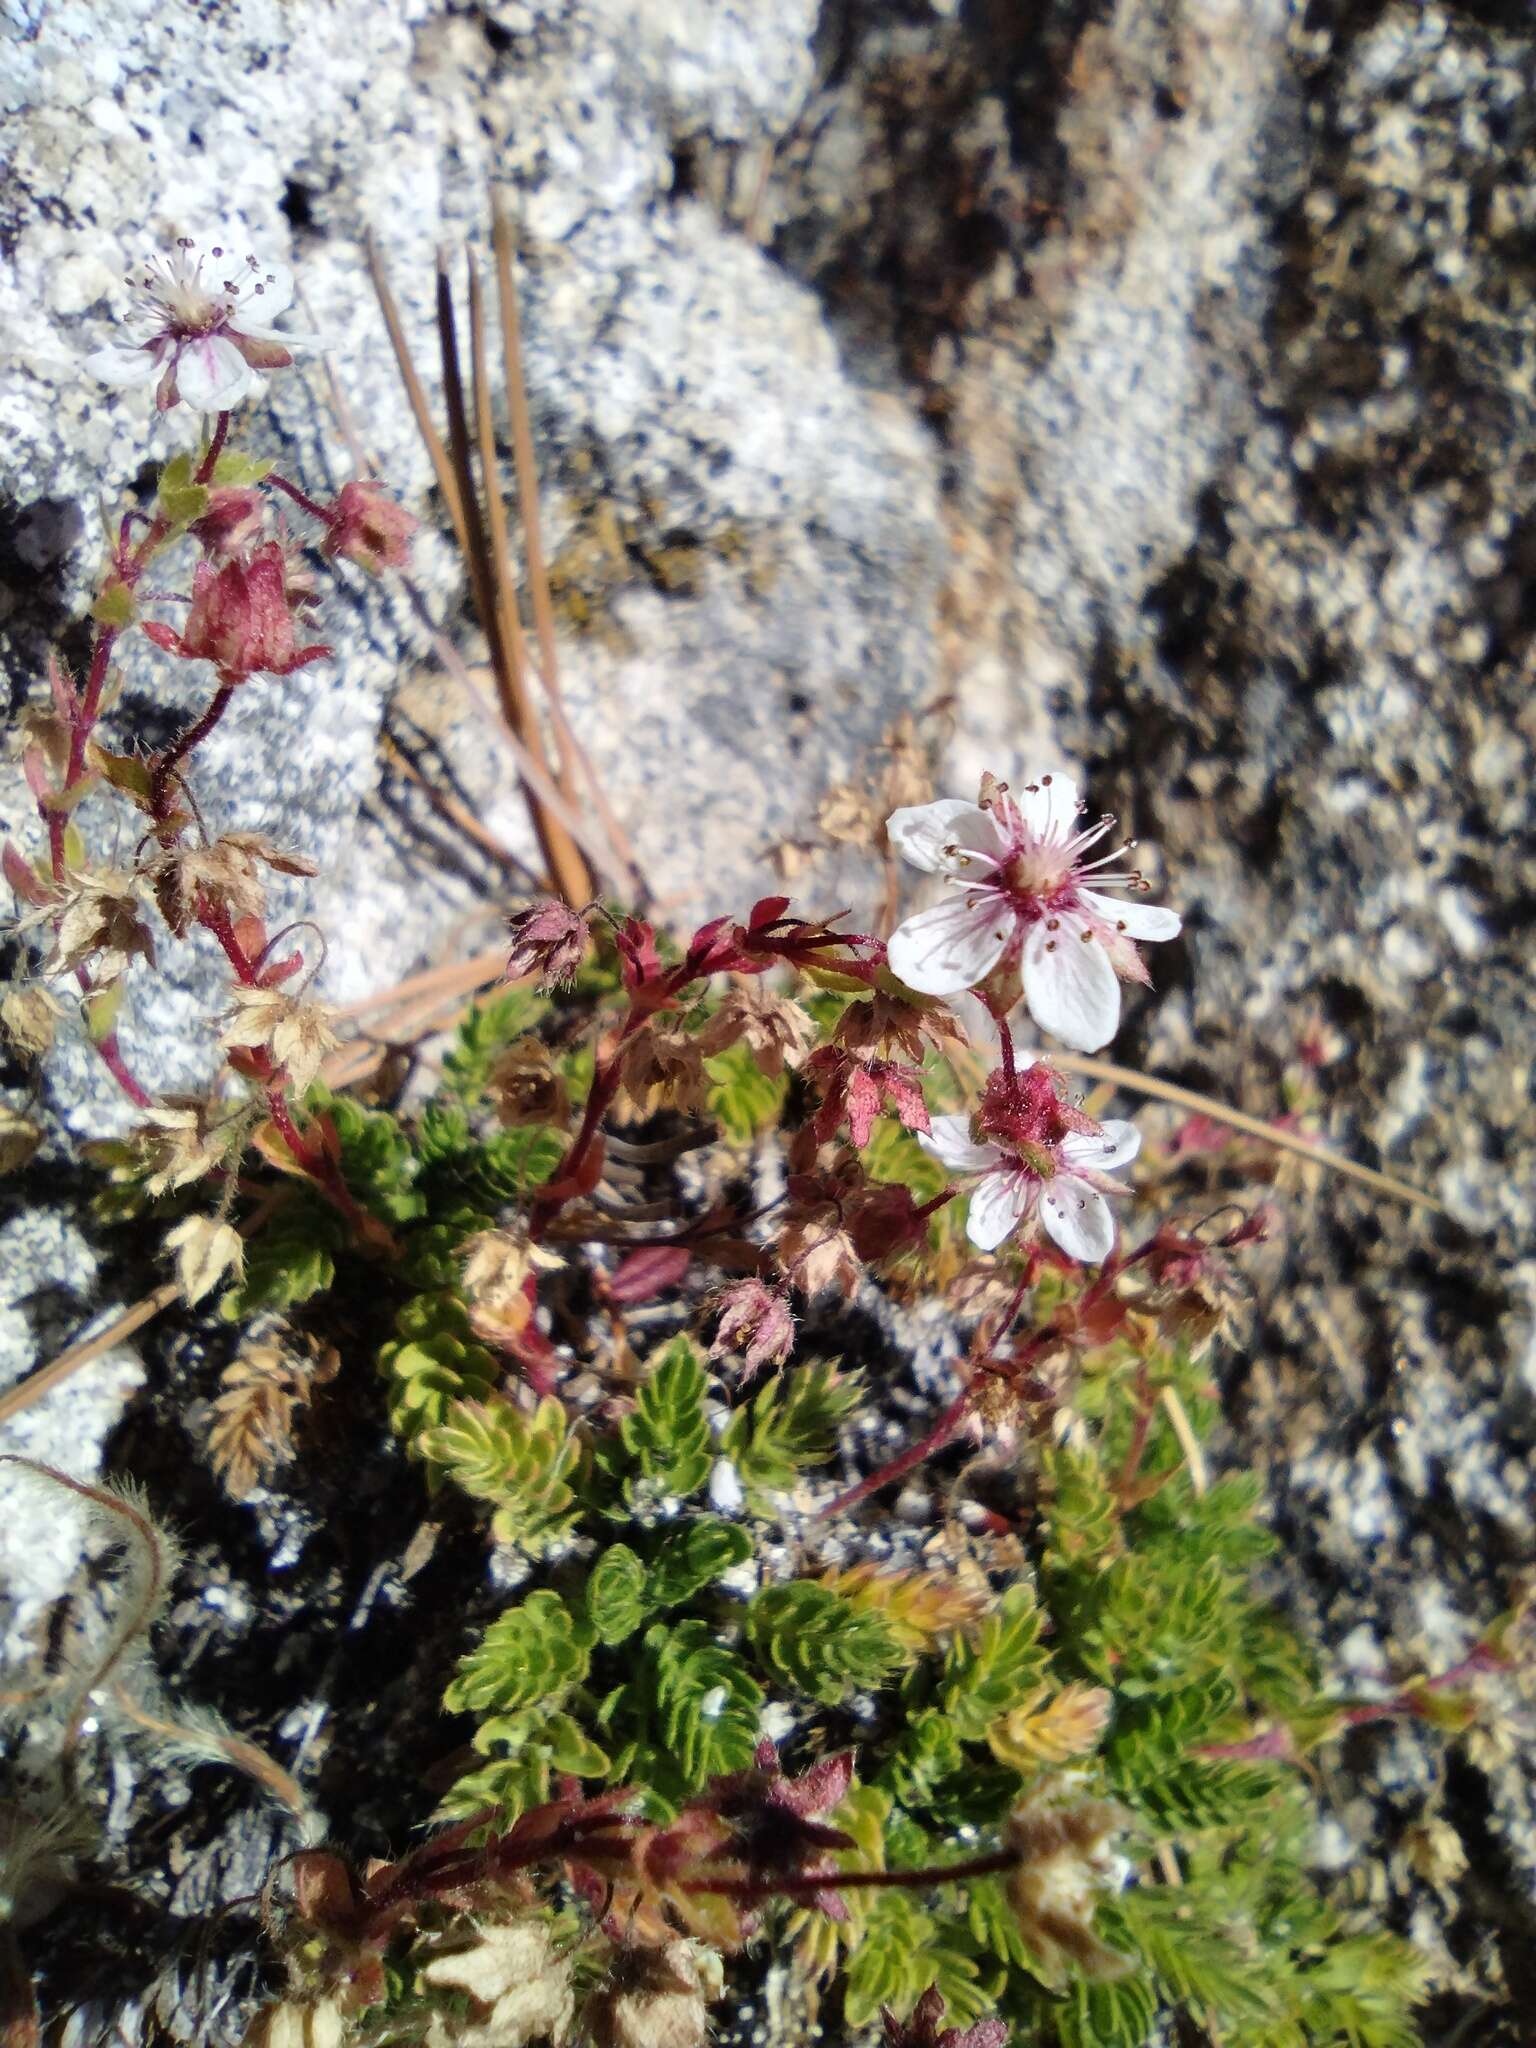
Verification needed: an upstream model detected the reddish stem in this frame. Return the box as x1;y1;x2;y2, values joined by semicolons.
95;1032;154;1110
265;472;332;524
150;681;236;823
684;1846;1020;1904
822;1383;976;1519
820;1267;1041;1517
194;411;230;486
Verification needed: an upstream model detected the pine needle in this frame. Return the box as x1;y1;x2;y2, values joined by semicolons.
1045;1050;1445;1213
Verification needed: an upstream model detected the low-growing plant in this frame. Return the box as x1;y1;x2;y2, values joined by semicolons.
3;209;1523;2048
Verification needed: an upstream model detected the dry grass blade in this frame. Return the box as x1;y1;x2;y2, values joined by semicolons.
490;193;571;782
331;944;509;1024
439;248;589;906
1046;1050;1444;1212
466;257;549;814
363;234;470;558
491;190;649;901
415;610;627;894
0;1283;179;1428
110;1687;309;1821
0;1458;177;1774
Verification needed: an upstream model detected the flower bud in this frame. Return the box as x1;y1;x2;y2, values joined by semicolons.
504;898;590;990
190;484;265;559
709;1279;795;1382
141;542;329;682
320;479;417;575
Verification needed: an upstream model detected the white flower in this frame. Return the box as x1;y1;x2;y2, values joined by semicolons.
885;773;1181;1052
84;233;321;413
918;1060;1140;1262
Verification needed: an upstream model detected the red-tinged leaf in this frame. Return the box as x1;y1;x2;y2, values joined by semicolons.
607;1244;693;1304
21;747;53;805
884;1066;931;1136
258;949;305;988
310;1111;343;1167
507;1314;562;1397
748;895;790;931
771;1749;853;1818
3;840;57;908
844;1065;882;1149
616;916;662;993
140;620;185;656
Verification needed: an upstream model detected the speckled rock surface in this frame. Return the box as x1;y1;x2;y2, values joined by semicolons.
4;0;1535;2040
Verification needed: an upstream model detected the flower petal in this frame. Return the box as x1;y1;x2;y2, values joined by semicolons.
234;320;324;351
887;894;1012;997
176;335;257;412
1014;771;1080;845
886;798;1006;878
84;342;159;387
1061;1119;1141;1174
1079;890;1182;942
1038;1177;1116;1261
919;1114;1003;1175
966;1168;1034;1252
1021;913;1121;1052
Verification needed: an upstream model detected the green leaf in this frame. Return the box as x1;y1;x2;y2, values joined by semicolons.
417;1395;579;1553
209;449;274;487
154;454;207;528
648;1518;753;1605
1041;1443;1121;1569
444;1589;592;1716
745;1581;903;1707
463;1125;567;1204
307;1088;425;1223
586;1544;650;1646
614;1335;714;1502
704;1039;788;1143
642;1618;762;1789
938;1584;1045;1740
219;1196;341;1318
721;1360;861;1499
378;1293;499;1449
585;1521;751;1646
1050;1975;1161;2048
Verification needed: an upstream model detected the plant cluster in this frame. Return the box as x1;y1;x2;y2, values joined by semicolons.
4;224;1523;2048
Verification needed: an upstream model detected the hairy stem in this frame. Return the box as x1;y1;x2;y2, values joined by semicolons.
150;680;236;822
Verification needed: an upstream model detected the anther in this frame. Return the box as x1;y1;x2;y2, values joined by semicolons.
1046;918;1060;931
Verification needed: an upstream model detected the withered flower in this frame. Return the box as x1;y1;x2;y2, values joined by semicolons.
505;898;590;990
582;1940;722;2048
1003;1782;1130;1982
708;1278;795;1383
620;1025;709;1119
145;831;316;937
698;982;816;1078
41;866;156;984
219;985;339;1092
489;1038;570;1129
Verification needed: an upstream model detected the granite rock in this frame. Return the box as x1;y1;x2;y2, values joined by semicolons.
3;0;1535;2037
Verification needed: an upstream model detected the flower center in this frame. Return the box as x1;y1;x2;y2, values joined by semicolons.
128;238;267;340
975;1063;1100;1161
